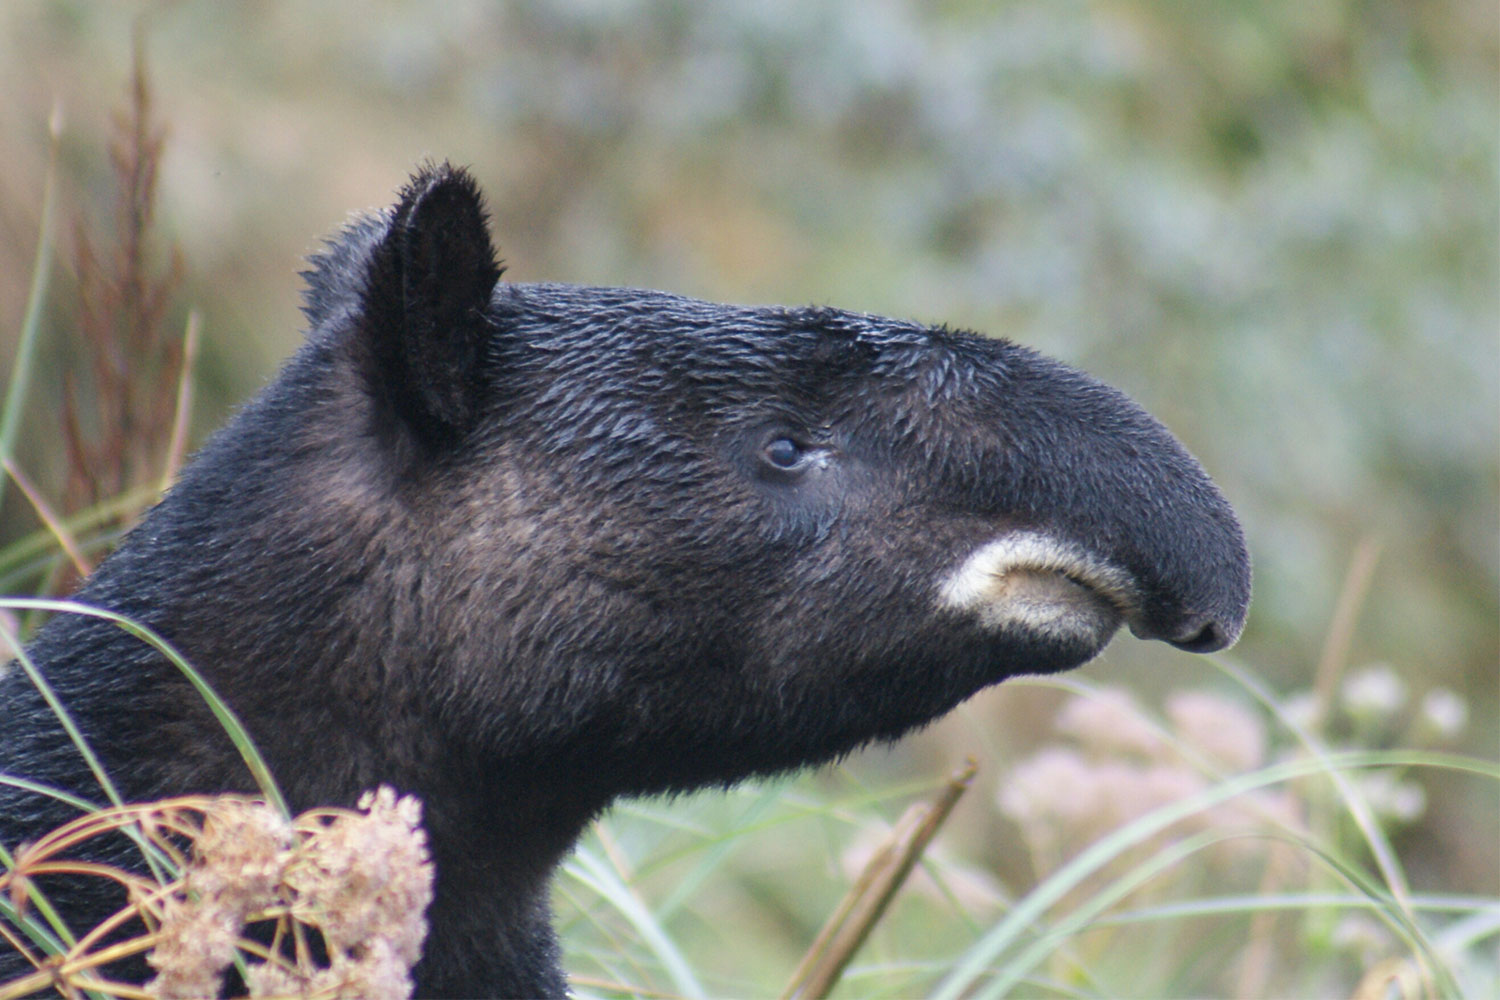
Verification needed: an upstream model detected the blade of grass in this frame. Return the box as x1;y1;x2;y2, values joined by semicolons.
563;844;706;1000
995;826;1469;1000
0;486;157;588
0;775;184;883
0;105;63;517
552;876;658;992
566;973;693;999
159;310;200;492
2;458;92;578
782;758;976;1000
1311;538;1383;727
1434;904;1500;955
0;624;126;812
1432;902;1500;998
0;773;101;815
0;840;79;958
654;779;788;922
604;776;941;886
980;828;1236;998
0;614;181;903
931;750;1497;1000
1265;836;1454;997
1093;892;1498;925
1212;655;1417;922
0;598;287;818
0;780;186;972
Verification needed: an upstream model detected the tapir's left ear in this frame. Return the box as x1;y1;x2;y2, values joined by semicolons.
361;162;503;441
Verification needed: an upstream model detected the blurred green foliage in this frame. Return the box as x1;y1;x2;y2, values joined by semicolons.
0;0;1495;987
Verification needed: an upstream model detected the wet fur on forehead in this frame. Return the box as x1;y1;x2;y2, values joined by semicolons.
300;210;1011;446
478;284;1015;424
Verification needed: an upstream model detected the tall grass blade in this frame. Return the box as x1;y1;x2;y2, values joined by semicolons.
0;598;287;818
1094;892;1498;926
653;780;788;921
2;458;92;578
0;106;63;517
159;310;200;492
1213;655;1417;921
0;625;126;812
0;840;78;957
930;750;1497;1000
0;487;156;591
979;828;1235;998
563;844;706;1000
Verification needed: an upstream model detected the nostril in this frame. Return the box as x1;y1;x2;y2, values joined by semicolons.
1167;620;1229;654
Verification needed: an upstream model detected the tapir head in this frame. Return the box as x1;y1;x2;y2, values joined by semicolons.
300;163;1251;789
0;161;1254;1000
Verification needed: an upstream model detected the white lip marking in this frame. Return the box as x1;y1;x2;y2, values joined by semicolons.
938;531;1139;643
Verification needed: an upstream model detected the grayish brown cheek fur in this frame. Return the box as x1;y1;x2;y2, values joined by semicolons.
0;164;1250;998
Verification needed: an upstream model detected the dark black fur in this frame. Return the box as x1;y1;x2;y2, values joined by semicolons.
1;165;1250;997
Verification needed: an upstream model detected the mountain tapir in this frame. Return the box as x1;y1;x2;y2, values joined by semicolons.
0;164;1250;997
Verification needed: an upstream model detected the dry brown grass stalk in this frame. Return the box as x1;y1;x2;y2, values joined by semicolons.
0;789;433;1000
781;758;977;1000
61;33;184;522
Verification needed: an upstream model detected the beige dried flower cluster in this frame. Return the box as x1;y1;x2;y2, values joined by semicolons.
145;798;294;999
143;787;433;1000
998;686;1302;879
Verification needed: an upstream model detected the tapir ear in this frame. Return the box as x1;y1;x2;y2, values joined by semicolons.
361;162;503;441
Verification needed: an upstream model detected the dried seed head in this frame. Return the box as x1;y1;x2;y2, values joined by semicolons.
146;799;292;999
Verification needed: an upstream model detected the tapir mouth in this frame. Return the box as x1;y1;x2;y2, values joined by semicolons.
936;531;1140;653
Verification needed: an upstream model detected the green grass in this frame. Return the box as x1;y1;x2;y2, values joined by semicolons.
553;671;1499;999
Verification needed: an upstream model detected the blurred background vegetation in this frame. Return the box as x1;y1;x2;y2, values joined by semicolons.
0;1;1494;996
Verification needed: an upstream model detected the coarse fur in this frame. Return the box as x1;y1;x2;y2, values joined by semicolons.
0;164;1250;997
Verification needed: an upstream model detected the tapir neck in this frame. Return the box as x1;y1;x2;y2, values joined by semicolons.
398;747;602;998
7;474;612;997
13;577;605;999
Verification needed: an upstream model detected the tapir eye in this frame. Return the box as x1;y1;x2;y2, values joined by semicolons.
763;437;805;470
